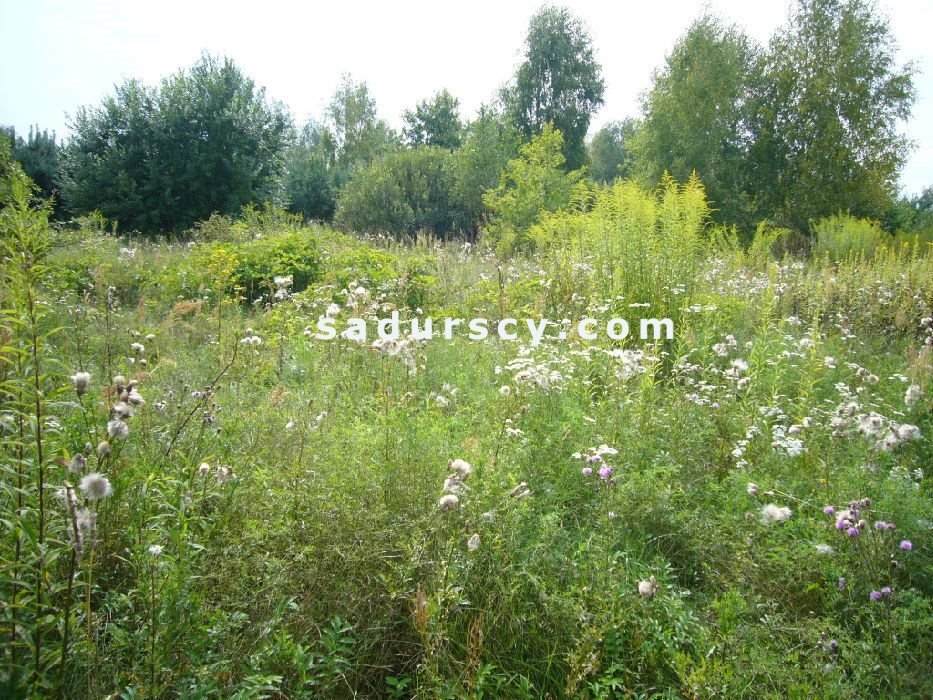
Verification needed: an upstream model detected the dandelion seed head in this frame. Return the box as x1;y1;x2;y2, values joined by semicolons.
438;494;459;510
760;503;792;525
70;372;91;395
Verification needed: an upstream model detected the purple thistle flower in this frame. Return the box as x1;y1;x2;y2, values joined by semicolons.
900;540;912;551
846;527;859;537
823;506;835;516
587;455;602;463
880;586;892;597
875;521;887;531
870;590;882;602
581;467;593;476
598;465;613;479
836;518;849;531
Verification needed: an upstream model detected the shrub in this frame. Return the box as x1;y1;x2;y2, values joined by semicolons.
334;147;466;238
814;214;888;261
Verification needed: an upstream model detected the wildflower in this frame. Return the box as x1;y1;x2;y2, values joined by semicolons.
127;390;145;406
823;506;835;516
899;540;912;551
731;358;748;374
449;459;472;480
112;375;127;389
869;590;882;602
197;462;211;478
838;577;846;590
145;333;156;341
107;418;129;440
70;371;91;396
737;377;750;391
215;466;233;483
69;453;87;474
895;424;921;441
443;476;463;494
79;472;113;501
637;576;658;599
439;494;459;510
905;384;922;408
130;342;145;354
499;385;511;397
435;395;450;407
112;401;133;420
846;526;860;537
815;544;834;555
747;482;759;496
581;467;593;476
760;503;792;525
97;441;111;457
880;586;892;597
598;465;613;479
76;508;96;546
148;544;163;557
467;533;480;551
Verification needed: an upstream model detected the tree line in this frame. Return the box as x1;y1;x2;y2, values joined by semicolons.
3;0;931;240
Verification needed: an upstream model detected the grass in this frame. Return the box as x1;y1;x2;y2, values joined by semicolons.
2;176;932;698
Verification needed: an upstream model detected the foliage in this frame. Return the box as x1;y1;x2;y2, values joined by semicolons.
482;125;583;251
450;106;521;236
634;15;759;232
283;122;337;222
749;0;915;232
334;147;465;238
60;53;292;234
587;119;637;183
402;89;463;149
813;213;888;261
1;124;61;207
503;4;605;170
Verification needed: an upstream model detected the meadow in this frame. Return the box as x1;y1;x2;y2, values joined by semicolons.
1;163;931;698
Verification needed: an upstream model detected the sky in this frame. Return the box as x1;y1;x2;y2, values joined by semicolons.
1;0;930;195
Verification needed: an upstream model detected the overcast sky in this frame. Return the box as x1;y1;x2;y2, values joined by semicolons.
1;0;930;195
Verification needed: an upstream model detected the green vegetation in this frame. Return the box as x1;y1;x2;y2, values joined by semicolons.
2;0;932;697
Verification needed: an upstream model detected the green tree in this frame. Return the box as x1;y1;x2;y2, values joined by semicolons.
483;124;583;250
61;54;291;233
450;106;521;236
402;89;463;149
633;16;758;229
284;121;336;221
749;0;915;231
2;125;60;205
587;119;637;183
325;75;397;180
504;5;605;170
334;146;464;238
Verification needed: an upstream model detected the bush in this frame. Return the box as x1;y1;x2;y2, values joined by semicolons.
814;214;888;261
334;147;467;239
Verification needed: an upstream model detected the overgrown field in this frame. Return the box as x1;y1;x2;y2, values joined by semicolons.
2;173;932;697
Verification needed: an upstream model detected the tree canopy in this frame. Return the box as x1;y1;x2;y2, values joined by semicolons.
61;54;291;233
504;5;605;170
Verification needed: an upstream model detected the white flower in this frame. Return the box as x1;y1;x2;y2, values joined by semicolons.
70;371;91;396
905;384;922;408
443;476;463;494
197;462;211;478
112;375;127;389
467;533;480;551
815;544;834;555
79;472;113;501
96;441;111;457
638;576;658;599
68;453;87;474
215;466;233;483
449;459;472;480
148;544;164;557
438;494;459;510
895;424;921;441
747;482;759;496
107;419;129;440
760;503;792;525
130;342;145;354
127;390;145;407
499;385;511;397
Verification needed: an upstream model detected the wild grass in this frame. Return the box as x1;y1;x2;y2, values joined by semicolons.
2;172;931;697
